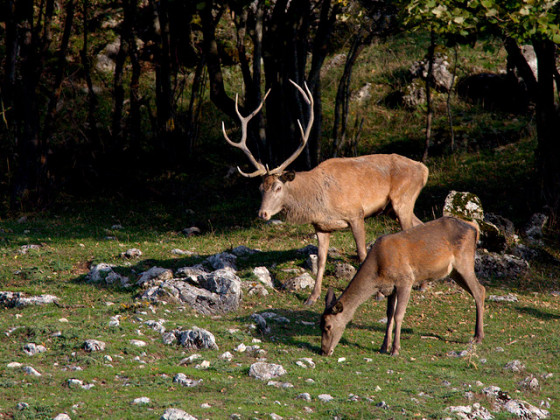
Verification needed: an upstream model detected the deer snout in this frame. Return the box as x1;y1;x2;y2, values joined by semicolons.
258;210;271;221
320;348;334;357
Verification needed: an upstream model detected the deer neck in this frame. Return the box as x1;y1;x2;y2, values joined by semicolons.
282;171;325;224
338;260;382;321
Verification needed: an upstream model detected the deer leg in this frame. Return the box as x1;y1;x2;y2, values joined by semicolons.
390;190;423;230
304;230;331;306
390;286;412;356
349;217;368;262
380;290;397;353
451;269;486;343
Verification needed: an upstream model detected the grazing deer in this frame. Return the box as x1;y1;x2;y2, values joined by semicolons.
320;216;485;356
223;81;428;305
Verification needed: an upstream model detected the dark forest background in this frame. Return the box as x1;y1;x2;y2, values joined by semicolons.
1;0;559;227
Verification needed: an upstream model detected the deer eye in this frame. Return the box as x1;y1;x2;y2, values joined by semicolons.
273;184;282;193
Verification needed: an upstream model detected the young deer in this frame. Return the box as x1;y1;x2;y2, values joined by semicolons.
223;81;428;305
320;216;485;356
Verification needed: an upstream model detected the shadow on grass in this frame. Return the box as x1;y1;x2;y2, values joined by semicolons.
514;305;560;321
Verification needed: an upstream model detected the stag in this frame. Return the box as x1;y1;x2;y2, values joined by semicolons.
223;81;429;305
320;216;486;356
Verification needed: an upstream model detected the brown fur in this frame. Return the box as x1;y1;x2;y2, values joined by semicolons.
258;153;429;305
320;217;486;356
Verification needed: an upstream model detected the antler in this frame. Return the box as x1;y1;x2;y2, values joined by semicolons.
222;89;271;178
267;80;314;176
223;80;314;177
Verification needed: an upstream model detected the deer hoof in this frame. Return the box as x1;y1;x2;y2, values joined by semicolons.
303;298;317;306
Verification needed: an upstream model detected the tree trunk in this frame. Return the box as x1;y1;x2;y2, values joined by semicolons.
533;39;560;220
422;31;435;163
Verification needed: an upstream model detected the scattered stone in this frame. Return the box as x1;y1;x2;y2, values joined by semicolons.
351;82;372;104
130;339;147;347
83;340;106;352
121;248;142;259
8;362;22;369
348;394;360;402
376;401;389;409
318;394;334;402
231;246;259;257
297;244;318;256
174;327;218;351
295;358;315;369
195;360;210;369
175;266;208;285
68;379;94;390
401;80;426;108
443;190;484;221
141;269;242;315
171;249;198;256
0;291;59;308
220;351;233;361
335;263;357;281
410;53;454;92
144;319;166;334
248;362;287;381
136;267;174;288
173;373;203;388
132;397;151;405
108;315;120;327
179;354;201;365
252;267;273;288
18;244;42;254
16;402;29;410
246;283;269;297
251;313;270;334
503;399;550;419
183;227;201;236
23;343;47;356
267;380;294;388
53;414;72;420
518;375;540;391
447;350;469;358
205;252;237;271
297;393;312;401
22;366;41;376
488;293;518;302
524;213;548;242
162;331;177;345
260;312;290;323
475;250;529;280
282;273;315;292
482;385;549;418
446;403;494;420
86;263;130;288
337;357;347;363
504;360;525;372
160;408;198;420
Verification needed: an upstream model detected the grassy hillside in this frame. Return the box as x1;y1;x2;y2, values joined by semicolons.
1;33;559;419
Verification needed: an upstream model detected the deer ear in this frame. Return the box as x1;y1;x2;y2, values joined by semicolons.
280;170;296;183
331;301;344;315
325;287;336;309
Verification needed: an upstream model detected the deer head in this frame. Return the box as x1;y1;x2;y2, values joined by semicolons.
320;288;346;356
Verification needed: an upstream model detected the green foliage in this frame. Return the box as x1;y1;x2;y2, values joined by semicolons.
402;0;560;43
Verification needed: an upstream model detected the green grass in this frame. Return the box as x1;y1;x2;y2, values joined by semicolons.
1;31;559;419
1;205;559;419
